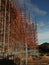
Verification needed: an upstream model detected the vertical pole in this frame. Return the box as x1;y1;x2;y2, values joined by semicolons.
0;0;4;55
0;0;2;42
3;0;7;58
24;0;28;65
34;16;37;49
0;0;2;52
8;0;11;54
34;16;39;56
25;42;28;65
0;0;1;10
2;14;4;53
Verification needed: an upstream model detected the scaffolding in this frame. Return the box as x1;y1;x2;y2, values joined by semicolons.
0;0;11;57
0;0;39;62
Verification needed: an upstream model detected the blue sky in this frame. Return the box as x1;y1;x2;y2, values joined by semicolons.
13;0;49;44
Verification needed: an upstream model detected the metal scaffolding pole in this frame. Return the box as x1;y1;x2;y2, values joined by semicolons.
3;0;7;57
8;0;11;53
0;0;1;8
25;42;28;65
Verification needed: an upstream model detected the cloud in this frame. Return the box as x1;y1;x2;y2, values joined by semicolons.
13;0;47;16
26;3;47;16
38;31;49;44
37;22;45;27
38;31;49;40
48;22;49;24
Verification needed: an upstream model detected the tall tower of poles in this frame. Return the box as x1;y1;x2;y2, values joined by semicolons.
0;0;38;59
0;0;11;57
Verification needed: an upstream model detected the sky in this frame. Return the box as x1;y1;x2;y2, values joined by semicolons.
13;0;49;44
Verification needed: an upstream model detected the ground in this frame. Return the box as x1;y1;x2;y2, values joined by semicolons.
27;55;49;65
0;55;49;65
0;59;16;65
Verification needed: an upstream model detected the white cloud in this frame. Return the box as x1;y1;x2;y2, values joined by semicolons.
13;0;47;16
26;3;47;16
48;22;49;24
37;22;45;27
37;31;49;44
38;31;49;40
